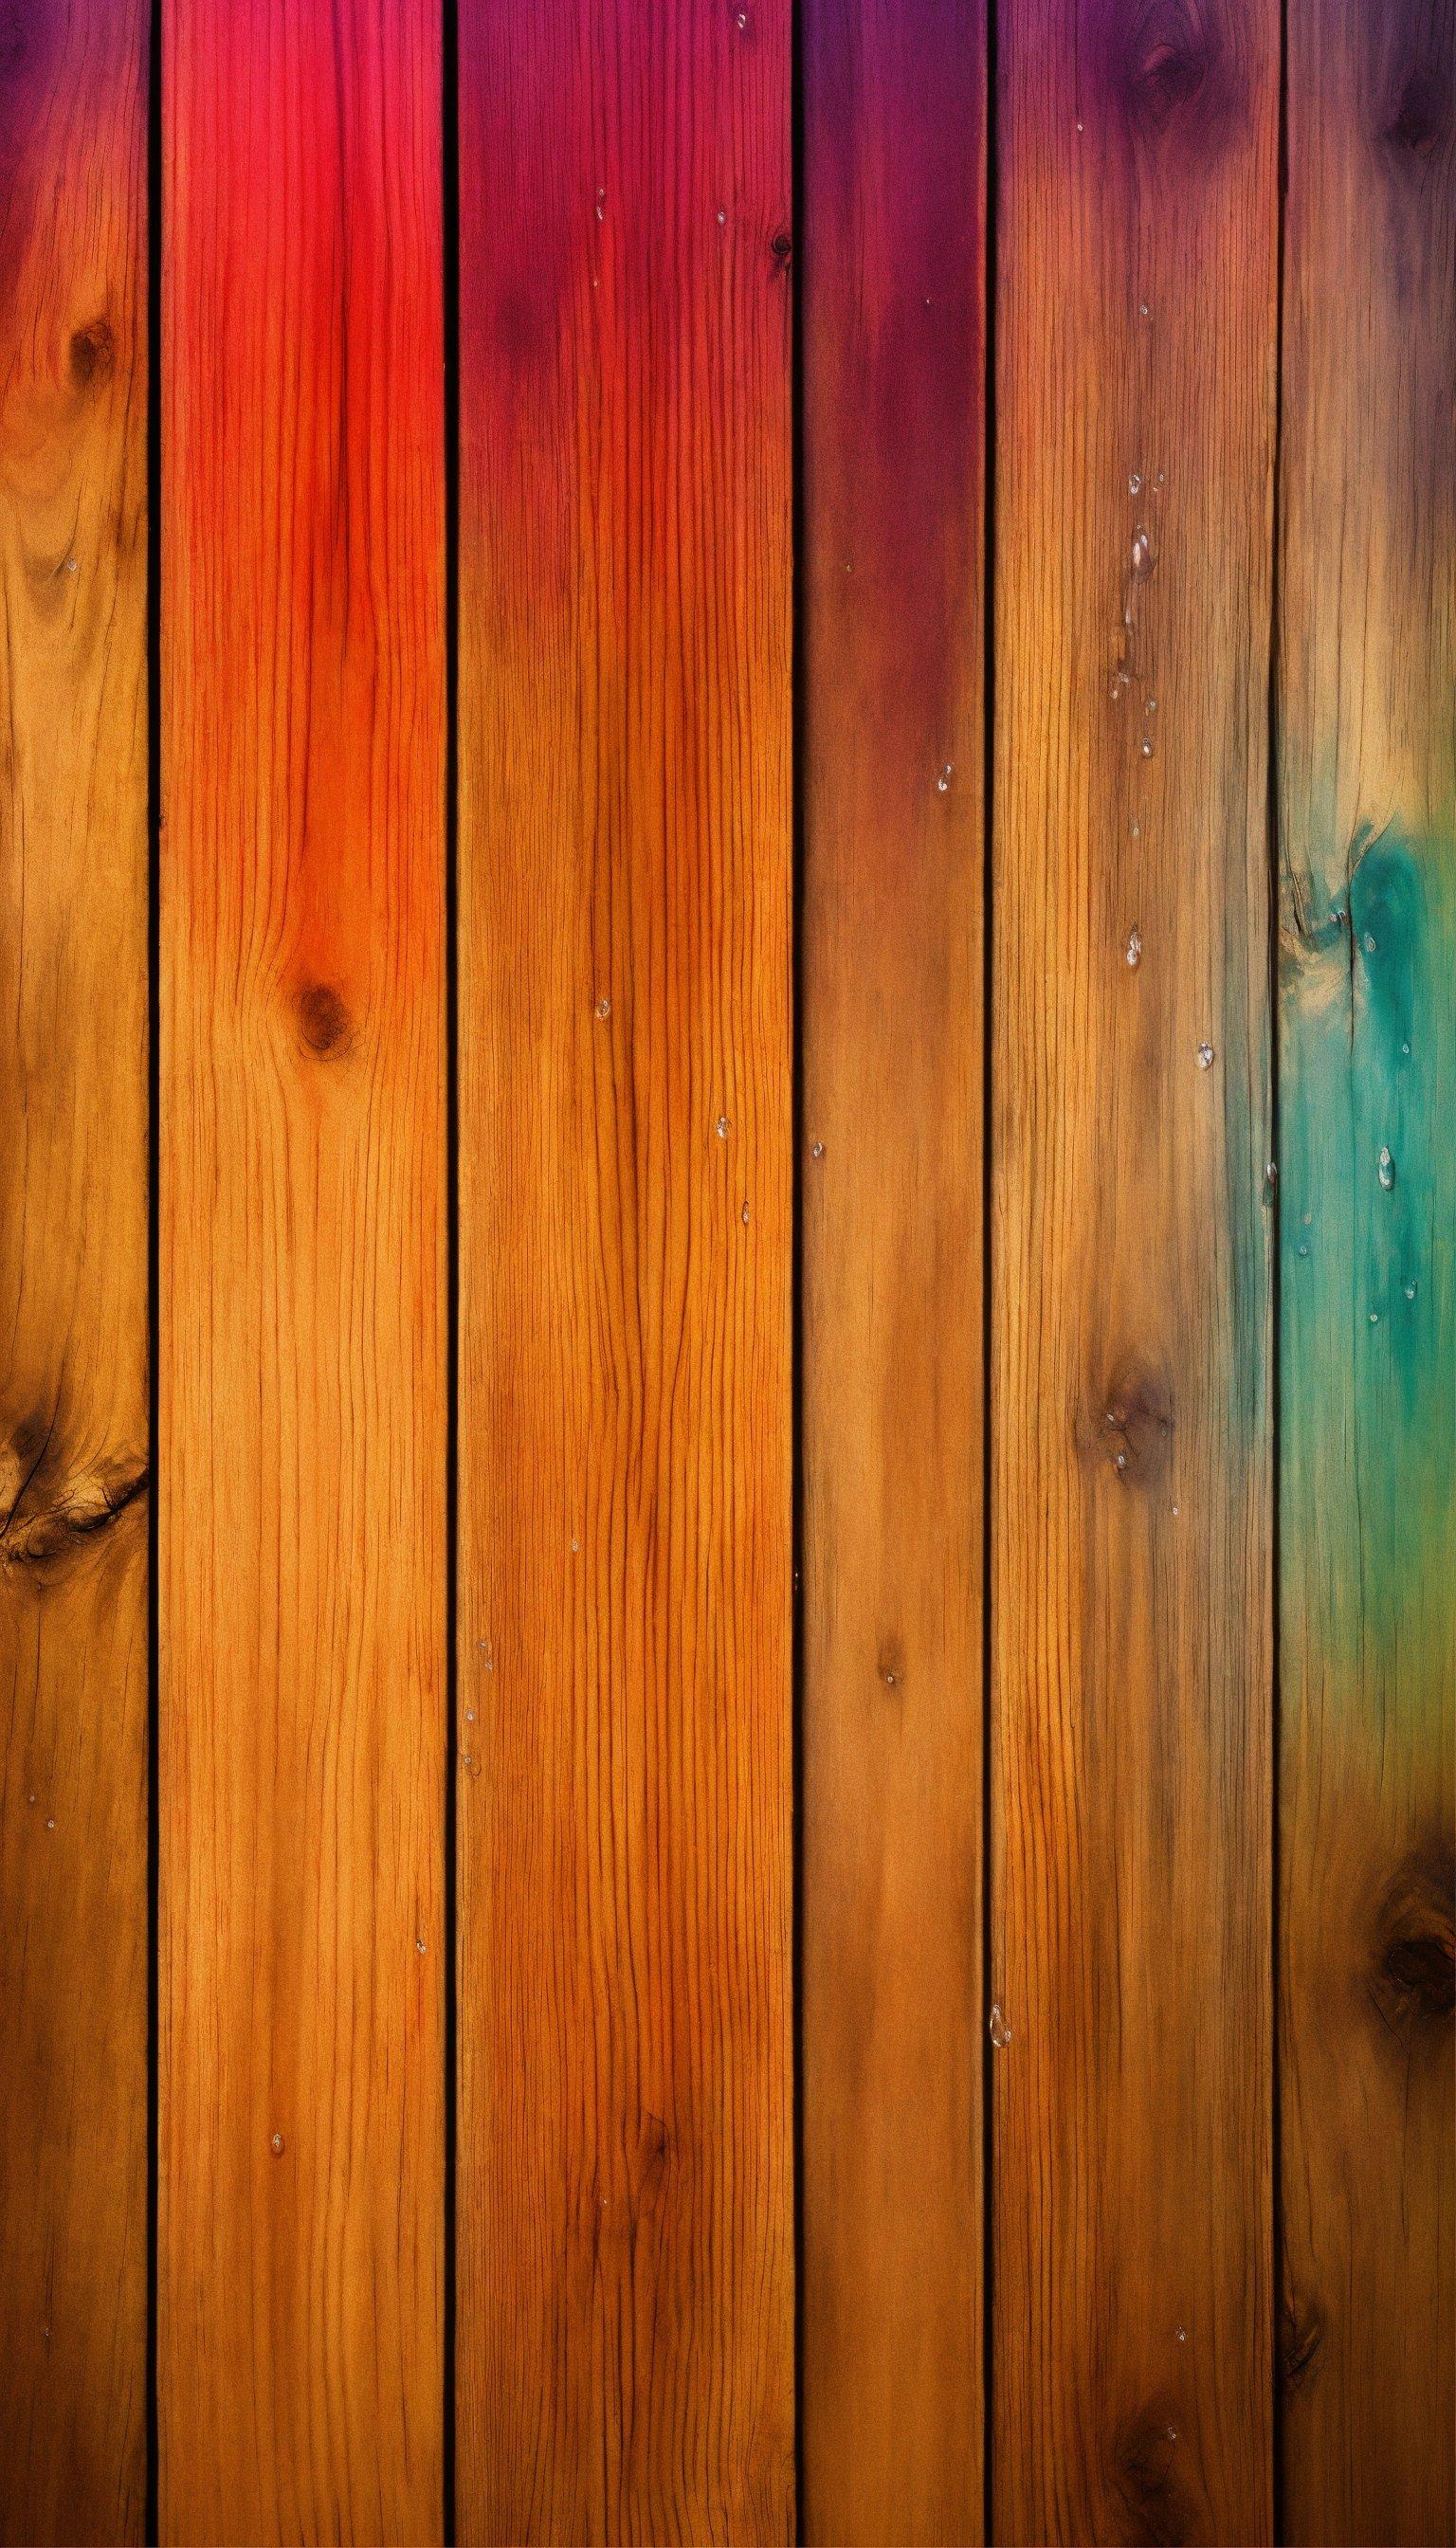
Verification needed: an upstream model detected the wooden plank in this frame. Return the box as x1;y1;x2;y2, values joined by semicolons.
0;4;149;2539
1278;7;1455;2539
992;7;1278;2539
158;1;446;2536
799;5;985;2541
455;5;793;2537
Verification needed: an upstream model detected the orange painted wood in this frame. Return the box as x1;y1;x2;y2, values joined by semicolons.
455;5;794;2537
799;5;986;2542
0;4;149;2539
158;1;446;2537
992;6;1279;2539
1278;7;1455;2539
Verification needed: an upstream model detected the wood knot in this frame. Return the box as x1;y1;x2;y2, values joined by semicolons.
770;229;792;266
1386;64;1447;158
69;317;116;392
1109;2402;1192;2546
1089;1357;1174;1486
1131;33;1208;125
1282;2290;1324;2391
1368;1841;1455;2036
296;980;353;1059
0;1455;148;1574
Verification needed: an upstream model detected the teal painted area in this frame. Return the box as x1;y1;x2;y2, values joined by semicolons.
1281;821;1456;1690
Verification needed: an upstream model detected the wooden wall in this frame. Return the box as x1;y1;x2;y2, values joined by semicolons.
0;3;1449;2543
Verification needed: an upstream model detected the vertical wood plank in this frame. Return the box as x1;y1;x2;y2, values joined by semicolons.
799;5;985;2541
1279;6;1455;2539
456;5;793;2538
159;2;446;2537
0;3;149;2539
992;6;1278;2539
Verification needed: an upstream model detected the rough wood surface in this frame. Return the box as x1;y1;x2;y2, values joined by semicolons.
992;4;1279;2538
799;5;986;2541
456;5;794;2538
0;4;149;2539
1278;6;1456;2540
158;1;446;2536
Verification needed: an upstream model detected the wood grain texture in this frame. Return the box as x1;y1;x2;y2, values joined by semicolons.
799;5;985;2541
158;1;446;2537
0;3;149;2539
992;5;1278;2539
1278;6;1456;2539
456;5;793;2538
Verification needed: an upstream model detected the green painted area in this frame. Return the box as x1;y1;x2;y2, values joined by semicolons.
1281;821;1456;1692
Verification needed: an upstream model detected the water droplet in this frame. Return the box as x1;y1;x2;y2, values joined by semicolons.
1265;1160;1279;1191
1401;1040;1411;1058
1196;1043;1214;1070
1125;927;1142;969
595;188;606;220
1077;118;1084;133
465;1706;476;1724
416;1938;427;1955
481;1642;495;1670
740;1199;750;1226
1170;1502;1179;1518
883;1666;898;1689
1115;1449;1129;1473
1364;933;1376;954
1166;2427;1178;2445
1378;1145;1395;1191
64;556;78;575
1129;471;1142;495
989;2003;1012;2049
810;1139;825;1160
736;6;748;25
1404;1279;1418;1302
1297;1242;1309;1259
937;762;953;792
1176;2324;1188;2343
271;2132;284;2155
1146;697;1157;715
571;1536;580;1554
1369;1309;1380;1326
1140;736;1154;758
46;1817;55;1831
717;207;727;227
1131;818;1141;839
716;1115;730;1138
1155;471;1165;489
594;994;610;1020
1131;528;1154;579
1139;300;1151;319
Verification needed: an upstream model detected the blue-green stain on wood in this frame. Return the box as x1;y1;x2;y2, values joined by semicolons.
1282;818;1456;1695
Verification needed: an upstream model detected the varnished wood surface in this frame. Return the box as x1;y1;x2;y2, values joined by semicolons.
1278;7;1455;2540
158;1;446;2536
455;5;794;2539
992;5;1279;2538
799;5;986;2542
0;6;1449;2539
0;3;149;2539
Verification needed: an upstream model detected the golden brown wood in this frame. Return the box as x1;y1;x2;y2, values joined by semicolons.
1278;7;1455;2539
0;3;149;2538
992;5;1279;2538
456;5;794;2537
800;4;986;2541
158;2;446;2536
